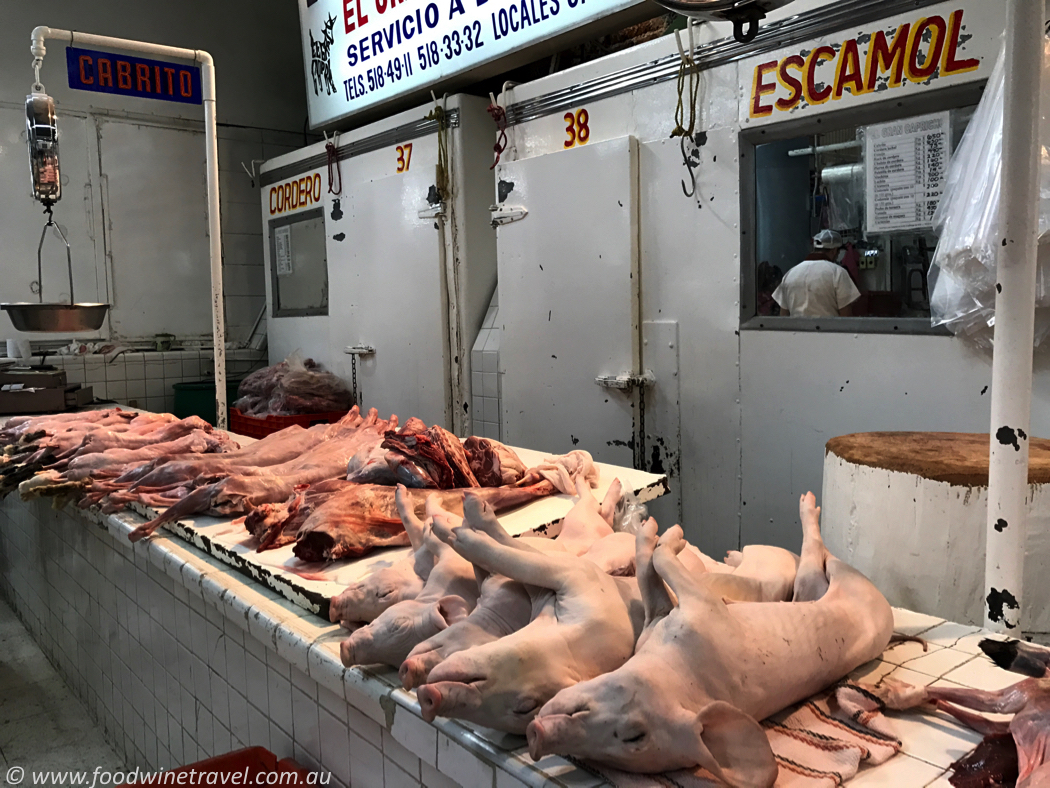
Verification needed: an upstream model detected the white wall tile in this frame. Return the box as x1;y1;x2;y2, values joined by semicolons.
348;732;385;788
268;670;294;735
318;709;351;785
292;686;321;761
438;734;494;788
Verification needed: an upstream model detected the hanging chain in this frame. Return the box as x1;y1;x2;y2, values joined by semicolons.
351;353;359;408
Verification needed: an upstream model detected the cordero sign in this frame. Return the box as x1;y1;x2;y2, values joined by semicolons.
66;46;202;105
299;0;639;126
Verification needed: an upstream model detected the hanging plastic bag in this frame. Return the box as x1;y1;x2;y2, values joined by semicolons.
930;36;1050;347
612;487;648;535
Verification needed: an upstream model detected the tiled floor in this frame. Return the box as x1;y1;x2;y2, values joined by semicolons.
0;598;124;780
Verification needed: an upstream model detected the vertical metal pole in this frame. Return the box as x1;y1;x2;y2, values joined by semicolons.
201;56;228;431
30;28;228;429
984;0;1043;632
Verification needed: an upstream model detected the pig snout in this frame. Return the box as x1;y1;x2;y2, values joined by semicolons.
400;651;441;690
416;680;483;723
340;628;377;666
527;700;590;760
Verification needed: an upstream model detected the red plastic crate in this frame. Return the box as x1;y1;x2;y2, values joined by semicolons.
230;407;349;439
125;747;277;785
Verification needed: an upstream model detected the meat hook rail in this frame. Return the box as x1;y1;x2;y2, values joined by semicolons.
28;26;228;429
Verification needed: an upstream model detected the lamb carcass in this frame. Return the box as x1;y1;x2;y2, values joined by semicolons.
127;407;395;541
345;417;431;486
525;493;892;786
379;425;479;489
463;436;526;487
328;486;432;626
862;639;1050;788
19;430;232;500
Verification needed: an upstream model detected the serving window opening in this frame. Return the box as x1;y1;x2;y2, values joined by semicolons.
745;99;977;329
268;207;329;318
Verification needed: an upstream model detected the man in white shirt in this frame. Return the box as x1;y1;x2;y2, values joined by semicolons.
772;230;861;317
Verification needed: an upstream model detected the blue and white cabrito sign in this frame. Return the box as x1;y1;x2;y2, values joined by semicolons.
299;0;638;126
66;46;202;105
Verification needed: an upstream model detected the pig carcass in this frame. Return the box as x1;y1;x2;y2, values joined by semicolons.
526;493;892;786
412;492;645;733
329;474;620;638
339;495;480;667
399;478;626;689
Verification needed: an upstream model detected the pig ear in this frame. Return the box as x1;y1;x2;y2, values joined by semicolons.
433;595;471;628
689;702;777;788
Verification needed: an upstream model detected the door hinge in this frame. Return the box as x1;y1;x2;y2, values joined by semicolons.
490;205;528;227
594;370;655;390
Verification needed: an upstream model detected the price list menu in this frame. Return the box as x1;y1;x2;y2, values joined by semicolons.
864;111;949;233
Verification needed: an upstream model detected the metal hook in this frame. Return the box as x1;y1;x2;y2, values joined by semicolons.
680;135;698;198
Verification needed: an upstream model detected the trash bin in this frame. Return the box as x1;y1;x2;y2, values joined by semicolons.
172;379;241;426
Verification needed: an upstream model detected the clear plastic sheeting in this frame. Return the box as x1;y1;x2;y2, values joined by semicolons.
930;39;1050;347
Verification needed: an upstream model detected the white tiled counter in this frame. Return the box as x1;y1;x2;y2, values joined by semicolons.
0;492;1030;787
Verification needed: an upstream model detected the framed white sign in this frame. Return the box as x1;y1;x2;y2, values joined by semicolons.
864;111;950;233
299;0;642;127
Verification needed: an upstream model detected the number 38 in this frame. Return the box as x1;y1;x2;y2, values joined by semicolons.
564;108;590;149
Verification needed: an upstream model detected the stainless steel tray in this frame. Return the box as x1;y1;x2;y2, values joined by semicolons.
2;302;109;332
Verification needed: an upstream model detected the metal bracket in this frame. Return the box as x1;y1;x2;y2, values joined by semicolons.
594;370;656;390
490;205;528;227
418;204;445;220
344;346;376;356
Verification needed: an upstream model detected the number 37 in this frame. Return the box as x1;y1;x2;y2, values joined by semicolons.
396;143;413;173
564;109;590;149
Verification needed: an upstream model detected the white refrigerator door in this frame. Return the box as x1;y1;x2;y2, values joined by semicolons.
327;169;451;426
495;136;640;467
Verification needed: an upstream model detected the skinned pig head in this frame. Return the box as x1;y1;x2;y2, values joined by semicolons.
329;484;432;626
340;499;479;667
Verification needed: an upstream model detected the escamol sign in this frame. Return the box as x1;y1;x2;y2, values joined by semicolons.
740;2;1001;125
298;0;641;127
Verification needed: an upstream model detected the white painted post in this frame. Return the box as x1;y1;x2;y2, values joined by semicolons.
984;0;1043;632
30;27;228;429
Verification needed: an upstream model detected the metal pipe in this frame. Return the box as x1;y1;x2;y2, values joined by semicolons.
984;0;1043;633
30;27;228;429
786;141;861;158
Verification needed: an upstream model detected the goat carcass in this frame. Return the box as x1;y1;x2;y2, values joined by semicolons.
127;407;394;541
